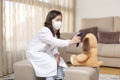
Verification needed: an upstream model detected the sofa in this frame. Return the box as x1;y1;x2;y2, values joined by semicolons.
59;16;120;68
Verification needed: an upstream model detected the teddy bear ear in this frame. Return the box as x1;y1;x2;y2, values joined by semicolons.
82;38;90;53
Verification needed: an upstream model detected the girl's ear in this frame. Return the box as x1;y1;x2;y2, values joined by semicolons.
82;38;90;53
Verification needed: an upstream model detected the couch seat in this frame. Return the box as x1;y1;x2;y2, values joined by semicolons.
98;43;120;58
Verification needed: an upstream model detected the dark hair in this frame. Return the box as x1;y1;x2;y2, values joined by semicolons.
44;10;62;38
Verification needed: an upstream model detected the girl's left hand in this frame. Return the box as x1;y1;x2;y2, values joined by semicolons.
54;54;60;66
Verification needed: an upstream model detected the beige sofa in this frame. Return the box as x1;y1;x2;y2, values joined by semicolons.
59;16;120;68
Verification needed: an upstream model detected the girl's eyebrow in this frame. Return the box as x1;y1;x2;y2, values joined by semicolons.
56;19;62;21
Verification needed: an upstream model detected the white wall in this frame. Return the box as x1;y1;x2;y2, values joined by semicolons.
75;0;120;31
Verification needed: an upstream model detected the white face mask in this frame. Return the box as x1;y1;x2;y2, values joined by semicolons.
53;20;62;30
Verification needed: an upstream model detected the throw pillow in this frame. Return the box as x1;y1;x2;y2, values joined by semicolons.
98;31;120;44
79;27;98;42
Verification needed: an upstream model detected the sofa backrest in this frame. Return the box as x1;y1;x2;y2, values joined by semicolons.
81;16;120;44
81;16;114;32
114;16;120;32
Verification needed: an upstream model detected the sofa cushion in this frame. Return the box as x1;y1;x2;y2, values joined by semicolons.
81;17;114;32
79;27;98;41
98;31;120;44
60;32;76;39
98;43;120;58
66;45;82;54
114;16;120;32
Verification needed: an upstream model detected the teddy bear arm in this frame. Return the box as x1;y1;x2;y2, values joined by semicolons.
77;54;89;62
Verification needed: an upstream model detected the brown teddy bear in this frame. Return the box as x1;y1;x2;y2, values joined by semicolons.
70;33;103;67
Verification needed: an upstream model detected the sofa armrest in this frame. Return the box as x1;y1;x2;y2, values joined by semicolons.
59;32;83;62
58;47;67;58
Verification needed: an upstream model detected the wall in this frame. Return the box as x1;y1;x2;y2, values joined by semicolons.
75;0;120;31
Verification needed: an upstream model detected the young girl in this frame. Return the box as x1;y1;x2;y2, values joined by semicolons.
26;10;80;80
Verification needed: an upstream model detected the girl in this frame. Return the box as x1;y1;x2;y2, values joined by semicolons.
26;10;80;80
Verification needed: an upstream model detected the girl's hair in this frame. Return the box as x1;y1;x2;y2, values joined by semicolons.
44;10;62;38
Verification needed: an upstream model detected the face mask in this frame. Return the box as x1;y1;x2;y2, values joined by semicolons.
53;20;62;30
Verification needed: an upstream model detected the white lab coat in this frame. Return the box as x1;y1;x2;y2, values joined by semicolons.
26;27;70;77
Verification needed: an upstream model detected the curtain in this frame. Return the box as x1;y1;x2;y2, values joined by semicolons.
0;0;75;77
0;0;3;77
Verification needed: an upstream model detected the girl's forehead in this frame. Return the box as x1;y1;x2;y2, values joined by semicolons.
54;15;62;20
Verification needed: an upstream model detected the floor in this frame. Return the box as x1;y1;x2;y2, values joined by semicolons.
99;66;120;75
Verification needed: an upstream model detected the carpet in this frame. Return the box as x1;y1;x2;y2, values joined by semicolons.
0;73;120;80
99;74;119;80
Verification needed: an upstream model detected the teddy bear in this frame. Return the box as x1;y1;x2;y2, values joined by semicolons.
70;33;103;67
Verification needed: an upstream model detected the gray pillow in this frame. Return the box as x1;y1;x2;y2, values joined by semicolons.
98;31;120;44
79;27;98;42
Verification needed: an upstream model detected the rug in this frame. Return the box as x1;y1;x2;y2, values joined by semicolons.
0;73;120;80
99;74;119;80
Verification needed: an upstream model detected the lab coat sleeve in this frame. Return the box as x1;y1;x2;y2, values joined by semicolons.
38;27;70;47
51;47;60;55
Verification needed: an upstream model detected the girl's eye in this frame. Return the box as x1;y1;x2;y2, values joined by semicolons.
56;19;62;21
56;19;59;21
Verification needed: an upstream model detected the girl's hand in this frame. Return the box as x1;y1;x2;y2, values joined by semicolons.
54;54;60;66
69;35;81;45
